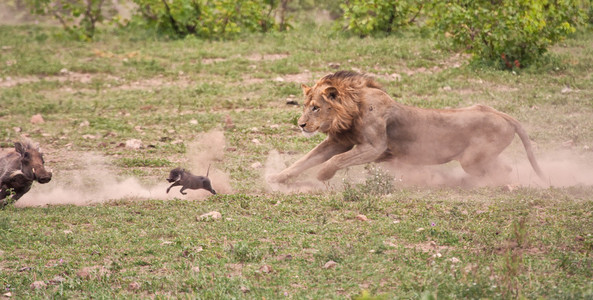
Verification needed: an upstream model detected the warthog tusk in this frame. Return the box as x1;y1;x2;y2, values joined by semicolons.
9;170;23;178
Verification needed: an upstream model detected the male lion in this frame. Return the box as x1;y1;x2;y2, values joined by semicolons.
268;71;545;185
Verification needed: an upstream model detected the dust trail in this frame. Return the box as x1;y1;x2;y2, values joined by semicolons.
15;130;233;207
264;149;593;192
265;150;327;193
509;150;593;187
186;130;233;195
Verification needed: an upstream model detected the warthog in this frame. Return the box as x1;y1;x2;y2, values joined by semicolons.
0;140;52;207
166;166;216;195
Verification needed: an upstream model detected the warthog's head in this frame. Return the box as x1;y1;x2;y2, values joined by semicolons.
167;167;184;183
15;142;52;184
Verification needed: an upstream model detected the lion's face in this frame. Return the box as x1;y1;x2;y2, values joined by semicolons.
297;84;338;137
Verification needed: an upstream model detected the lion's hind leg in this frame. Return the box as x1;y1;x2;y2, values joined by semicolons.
460;155;512;186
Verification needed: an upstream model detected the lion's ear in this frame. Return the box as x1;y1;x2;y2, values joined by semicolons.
322;86;339;101
301;84;311;96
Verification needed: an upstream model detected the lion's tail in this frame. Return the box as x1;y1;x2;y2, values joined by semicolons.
502;114;546;181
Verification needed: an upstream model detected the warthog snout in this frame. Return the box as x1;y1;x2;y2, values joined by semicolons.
32;167;52;184
37;171;52;184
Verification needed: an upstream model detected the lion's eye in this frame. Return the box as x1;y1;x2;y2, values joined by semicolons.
312;106;320;112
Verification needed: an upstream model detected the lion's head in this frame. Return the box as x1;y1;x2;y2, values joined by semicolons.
297;71;382;137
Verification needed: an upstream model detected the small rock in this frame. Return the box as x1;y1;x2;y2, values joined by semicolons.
285;95;299;106
252;138;261;145
82;134;96;139
328;62;340;69
50;275;66;285
30;114;44;124
259;265;272;273
189;119;198;125
240;286;250;293
503;184;516;192
224;115;235;130
442;86;452;91
59;68;69;74
191;266;200;273
12;127;21;133
30;281;46;290
273;77;285;82
3;292;12;297
449;257;461;264
277;254;293;261
128;282;141;291
323;260;338;269
561;86;572;94
356;214;369;222
389;73;402;81
251;162;263;169
198;211;222;221
125;139;143;149
416;227;425;232
76;268;91;279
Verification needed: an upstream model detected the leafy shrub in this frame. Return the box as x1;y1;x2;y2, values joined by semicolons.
26;0;108;40
131;0;283;39
342;165;395;201
337;0;426;36
430;0;587;69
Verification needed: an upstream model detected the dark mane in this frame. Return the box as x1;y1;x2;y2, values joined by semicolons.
317;71;383;91
19;139;37;150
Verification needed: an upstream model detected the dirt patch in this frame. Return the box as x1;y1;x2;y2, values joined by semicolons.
405;240;451;253
0;70;96;88
202;57;229;65
202;53;289;65
1;72;194;90
282;70;320;83
245;53;289;61
115;76;193;90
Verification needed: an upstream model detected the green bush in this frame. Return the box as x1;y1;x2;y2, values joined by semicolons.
26;0;108;40
342;165;395;202
337;0;425;36
131;0;282;39
430;0;587;69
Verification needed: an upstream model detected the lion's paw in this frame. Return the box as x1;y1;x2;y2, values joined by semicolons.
267;173;289;184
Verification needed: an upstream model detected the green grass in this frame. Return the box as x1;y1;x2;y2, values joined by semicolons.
1;21;593;298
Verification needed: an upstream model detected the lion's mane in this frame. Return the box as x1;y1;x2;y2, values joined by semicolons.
312;71;384;136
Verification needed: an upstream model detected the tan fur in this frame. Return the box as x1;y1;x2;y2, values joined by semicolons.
268;71;545;184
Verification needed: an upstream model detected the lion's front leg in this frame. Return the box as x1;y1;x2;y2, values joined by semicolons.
268;138;352;183
317;143;386;181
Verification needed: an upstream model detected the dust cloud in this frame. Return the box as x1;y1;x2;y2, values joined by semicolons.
15;130;232;207
264;148;593;192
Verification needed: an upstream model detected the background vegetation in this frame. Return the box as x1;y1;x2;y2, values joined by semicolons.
0;1;593;298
